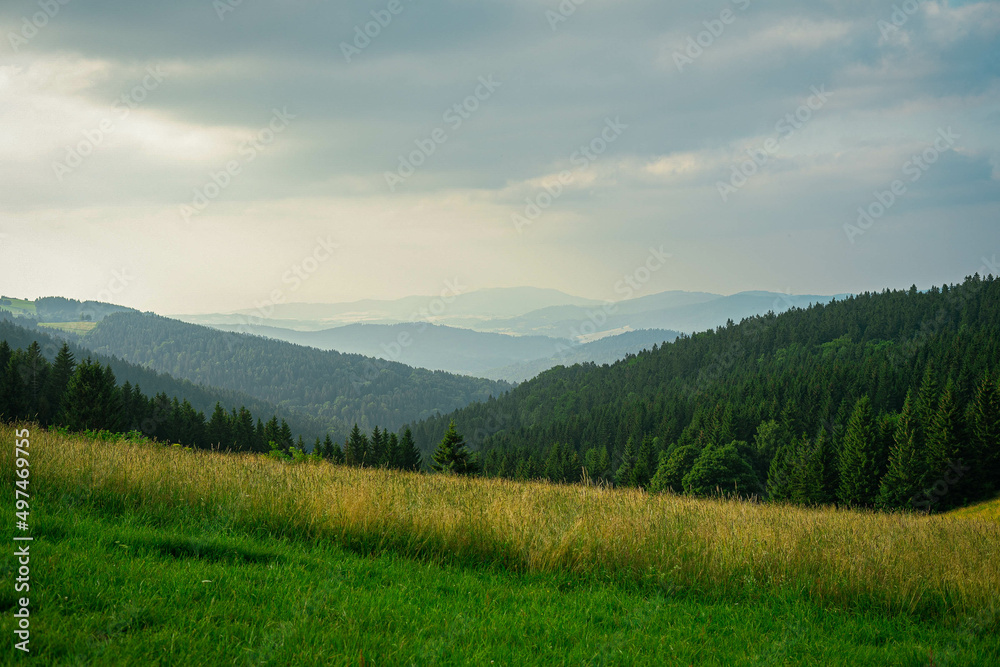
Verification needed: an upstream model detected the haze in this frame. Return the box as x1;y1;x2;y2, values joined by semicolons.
1;0;998;314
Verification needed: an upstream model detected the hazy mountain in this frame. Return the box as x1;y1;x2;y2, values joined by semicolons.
472;291;844;338
0;313;331;440
174;287;600;330
480;329;682;383
81;312;510;433
205;322;570;377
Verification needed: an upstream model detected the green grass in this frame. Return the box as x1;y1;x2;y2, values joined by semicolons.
3;425;999;665
36;321;98;335
0;297;36;316
2;496;997;666
948;495;1000;522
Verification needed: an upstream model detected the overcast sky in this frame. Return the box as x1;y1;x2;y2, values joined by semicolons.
1;0;998;314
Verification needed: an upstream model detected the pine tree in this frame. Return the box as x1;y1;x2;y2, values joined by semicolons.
45;343;75;424
207;403;233;450
877;392;924;509
615;437;637;487
387;432;400;469
345;424;368;466
397;427;421;471
322;434;335;460
968;372;1000;497
431;421;477;475
370;426;387;468
837;396;880;507
61;359;122;432
923;381;968;509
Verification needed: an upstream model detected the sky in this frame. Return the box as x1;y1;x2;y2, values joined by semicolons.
0;0;998;315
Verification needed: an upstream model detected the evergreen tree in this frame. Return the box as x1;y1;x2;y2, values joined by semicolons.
322;434;335;459
583;446;611;483
397;427;422;471
345;424;368;466
62;359;123;432
370;426;387;467
837;396;880;507
431;421;477;475
877;392;924;509
923;381;968;509
969;372;1000;497
615;437;638;487
387;432;400;469
208;403;233;449
46;343;75;424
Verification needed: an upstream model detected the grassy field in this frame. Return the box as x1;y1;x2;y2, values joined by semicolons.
0;298;36;317
36;321;98;335
2;425;999;665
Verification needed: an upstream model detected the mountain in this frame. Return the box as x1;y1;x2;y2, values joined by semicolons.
0;313;330;440
471;291;843;338
1;295;138;322
174;287;600;331
408;277;1000;510
80;312;510;433
480;329;681;383
201;322;570;377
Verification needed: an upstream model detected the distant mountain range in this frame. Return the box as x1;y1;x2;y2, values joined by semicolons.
172;287;843;381
175;287;844;338
199;321;682;382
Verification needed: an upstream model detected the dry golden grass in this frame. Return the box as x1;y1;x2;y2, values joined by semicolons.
9;424;1000;620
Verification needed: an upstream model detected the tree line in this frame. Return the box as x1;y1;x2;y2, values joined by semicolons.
410;275;1000;512
0;338;429;472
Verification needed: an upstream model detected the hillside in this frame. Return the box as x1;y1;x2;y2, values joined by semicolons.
411;276;1000;512
473;291;842;338
481;328;681;383
82;312;510;432
202;322;570;377
0;314;330;440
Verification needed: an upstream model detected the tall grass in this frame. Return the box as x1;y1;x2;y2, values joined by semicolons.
8;424;999;622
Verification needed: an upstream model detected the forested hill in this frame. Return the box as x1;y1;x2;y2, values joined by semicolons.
0;314;329;440
83;312;510;433
410;275;1000;511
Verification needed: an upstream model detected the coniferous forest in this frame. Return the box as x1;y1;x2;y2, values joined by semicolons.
409;275;1000;512
5;276;997;514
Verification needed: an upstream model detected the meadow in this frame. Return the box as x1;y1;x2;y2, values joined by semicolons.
3;424;998;665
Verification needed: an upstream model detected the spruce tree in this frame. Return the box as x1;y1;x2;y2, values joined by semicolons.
877;393;924;509
837;396;880;507
61;359;122;432
431;421;477;475
615;437;637;487
968;373;1000;497
398;427;422;471
346;424;368;466
46;343;75;424
923;381;968;508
